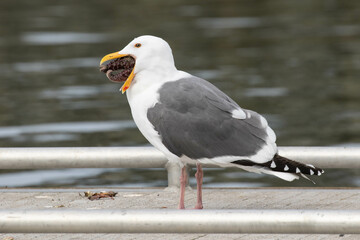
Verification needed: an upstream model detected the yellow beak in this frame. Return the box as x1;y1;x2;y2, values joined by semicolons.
100;52;135;94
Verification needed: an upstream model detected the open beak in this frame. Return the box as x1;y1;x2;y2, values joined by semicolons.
99;52;135;94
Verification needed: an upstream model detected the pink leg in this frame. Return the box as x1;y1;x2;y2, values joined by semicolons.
194;163;203;209
178;166;187;209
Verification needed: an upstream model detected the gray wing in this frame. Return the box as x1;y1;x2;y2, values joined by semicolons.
147;76;273;160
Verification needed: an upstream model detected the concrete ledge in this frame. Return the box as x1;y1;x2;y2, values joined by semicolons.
0;188;360;235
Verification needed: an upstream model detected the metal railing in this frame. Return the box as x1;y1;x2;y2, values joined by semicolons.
1;209;360;234
1;146;360;234
0;146;360;187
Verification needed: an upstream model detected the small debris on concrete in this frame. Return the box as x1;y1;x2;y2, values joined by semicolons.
84;191;118;201
2;237;14;240
44;205;65;209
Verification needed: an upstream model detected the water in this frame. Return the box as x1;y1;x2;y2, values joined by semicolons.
0;0;359;188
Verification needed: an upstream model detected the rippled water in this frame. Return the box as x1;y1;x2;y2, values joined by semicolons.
0;0;359;188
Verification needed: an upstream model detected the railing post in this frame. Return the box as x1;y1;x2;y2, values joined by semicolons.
165;161;190;188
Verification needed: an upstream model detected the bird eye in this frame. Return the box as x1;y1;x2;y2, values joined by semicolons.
134;43;142;48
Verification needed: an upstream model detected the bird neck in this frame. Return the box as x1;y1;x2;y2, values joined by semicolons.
136;66;178;83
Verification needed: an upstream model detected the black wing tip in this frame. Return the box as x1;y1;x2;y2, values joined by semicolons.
271;153;324;176
230;154;324;178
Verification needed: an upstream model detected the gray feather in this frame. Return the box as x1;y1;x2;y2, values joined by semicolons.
147;77;270;159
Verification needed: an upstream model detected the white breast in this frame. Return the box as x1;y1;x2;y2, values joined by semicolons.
125;71;189;163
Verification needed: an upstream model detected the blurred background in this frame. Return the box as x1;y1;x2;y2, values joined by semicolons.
0;0;359;188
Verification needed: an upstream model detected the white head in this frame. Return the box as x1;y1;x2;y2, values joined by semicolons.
100;35;177;93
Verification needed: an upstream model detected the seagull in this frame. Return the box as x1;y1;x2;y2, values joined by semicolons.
99;35;324;209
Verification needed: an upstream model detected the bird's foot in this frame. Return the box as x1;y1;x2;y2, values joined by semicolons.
193;203;203;210
178;204;185;210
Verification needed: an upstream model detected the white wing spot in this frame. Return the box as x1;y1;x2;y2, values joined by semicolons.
270;161;276;168
259;115;268;128
284;165;289;171
310;169;314;175
318;171;322;176
231;109;246;119
296;167;300;173
306;164;315;168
